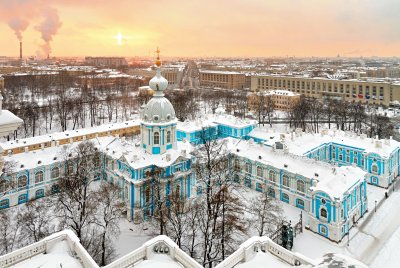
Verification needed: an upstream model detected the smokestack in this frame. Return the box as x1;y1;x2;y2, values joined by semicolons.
20;41;22;59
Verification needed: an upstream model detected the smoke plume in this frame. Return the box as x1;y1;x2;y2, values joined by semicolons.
7;18;29;41
0;1;62;57
35;7;62;57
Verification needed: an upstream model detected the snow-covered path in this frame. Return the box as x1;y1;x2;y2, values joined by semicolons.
348;191;400;265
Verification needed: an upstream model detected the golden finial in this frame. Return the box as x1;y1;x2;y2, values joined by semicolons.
155;47;161;67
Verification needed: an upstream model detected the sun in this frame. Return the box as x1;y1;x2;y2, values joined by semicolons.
115;32;123;45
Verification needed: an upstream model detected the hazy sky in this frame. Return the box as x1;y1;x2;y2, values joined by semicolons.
0;0;399;58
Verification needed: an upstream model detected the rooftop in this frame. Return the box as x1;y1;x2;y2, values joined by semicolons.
249;128;399;158
229;138;365;199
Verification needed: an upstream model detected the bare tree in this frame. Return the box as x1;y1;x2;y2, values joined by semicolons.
95;183;125;266
0;209;21;254
54;141;102;251
249;193;283;237
193;131;247;267
17;199;55;243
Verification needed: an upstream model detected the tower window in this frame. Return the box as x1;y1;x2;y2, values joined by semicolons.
154;132;160;145
320;208;327;219
167;131;171;143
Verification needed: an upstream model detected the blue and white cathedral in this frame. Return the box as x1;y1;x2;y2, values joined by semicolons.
102;49;194;222
5;50;400;243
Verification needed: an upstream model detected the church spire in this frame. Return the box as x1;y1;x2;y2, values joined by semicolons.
149;47;168;96
155;47;161;67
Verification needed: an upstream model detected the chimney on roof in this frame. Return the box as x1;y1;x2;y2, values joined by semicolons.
375;140;382;148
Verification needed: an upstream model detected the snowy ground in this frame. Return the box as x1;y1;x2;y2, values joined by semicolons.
3;182;400;267
114;219;154;258
287;184;400;267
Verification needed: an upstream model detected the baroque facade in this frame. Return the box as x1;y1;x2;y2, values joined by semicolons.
3;53;400;244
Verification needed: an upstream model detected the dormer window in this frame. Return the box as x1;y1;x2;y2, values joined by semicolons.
166;114;171;120
154;115;159;121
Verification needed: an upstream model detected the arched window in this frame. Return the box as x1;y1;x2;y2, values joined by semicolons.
371;164;378;174
282;193;289;203
282;175;290;188
0;180;9;193
268;187;275;198
154;132;160;145
145;187;151;204
18;194;27;204
257;166;263;177
35;189;44;199
245;162;251;173
167;131;171;143
234;159;240;171
51;184;60;193
320;208;328;219
297;180;305;193
0;199;9;208
175;184;181;198
18;175;28;189
51;167;60;179
35;171;44;184
269;170;276;182
124;186;129;200
67;164;74;175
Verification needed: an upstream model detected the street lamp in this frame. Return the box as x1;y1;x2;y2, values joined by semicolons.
375;200;377;212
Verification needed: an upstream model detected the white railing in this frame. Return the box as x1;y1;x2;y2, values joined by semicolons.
0;230;98;268
104;235;202;268
1;232;320;268
217;236;317;268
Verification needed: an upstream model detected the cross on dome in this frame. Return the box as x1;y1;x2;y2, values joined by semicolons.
155;47;161;67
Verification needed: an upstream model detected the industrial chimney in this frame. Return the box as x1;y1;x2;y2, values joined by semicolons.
19;42;22;59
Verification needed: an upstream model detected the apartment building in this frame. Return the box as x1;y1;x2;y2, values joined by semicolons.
248;90;301;111
127;67;183;89
85;57;128;67
251;74;400;106
199;70;246;89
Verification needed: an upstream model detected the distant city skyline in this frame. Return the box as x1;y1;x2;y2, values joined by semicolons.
0;0;399;58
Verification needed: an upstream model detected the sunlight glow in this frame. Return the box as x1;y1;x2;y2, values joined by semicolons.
115;32;123;45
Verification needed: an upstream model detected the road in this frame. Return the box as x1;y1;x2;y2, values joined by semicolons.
180;60;199;89
348;181;400;265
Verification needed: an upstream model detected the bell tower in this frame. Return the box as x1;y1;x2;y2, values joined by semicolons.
140;48;177;155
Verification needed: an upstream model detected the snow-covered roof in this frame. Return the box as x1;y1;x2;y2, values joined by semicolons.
249;128;399;158
210;114;257;129
102;137;194;170
0;110;23;138
229;138;365;199
199;69;243;75
176;119;217;133
268;90;300;97
0;120;140;151
3;137;115;172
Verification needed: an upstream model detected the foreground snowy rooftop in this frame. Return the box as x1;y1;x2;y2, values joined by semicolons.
12;239;84;268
